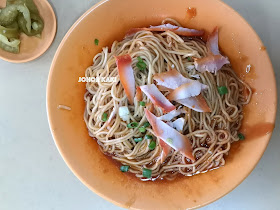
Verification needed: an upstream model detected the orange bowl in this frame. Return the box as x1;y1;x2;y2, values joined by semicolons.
47;0;277;209
0;0;56;63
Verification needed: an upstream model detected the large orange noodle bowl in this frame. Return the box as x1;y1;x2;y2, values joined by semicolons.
47;0;277;209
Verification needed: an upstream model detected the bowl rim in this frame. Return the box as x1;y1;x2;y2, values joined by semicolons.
0;0;57;63
46;0;277;209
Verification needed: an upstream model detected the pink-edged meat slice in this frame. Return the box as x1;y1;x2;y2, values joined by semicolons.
154;68;193;90
167;81;208;101
194;55;230;74
194;27;230;73
104;105;118;127
136;86;143;101
206;27;220;55
160;117;185;163
159;139;171;163
115;54;135;104
145;108;194;161
167;117;185;132
154;69;211;112
176;94;211;113
158;108;186;121
126;23;204;38
140;84;176;113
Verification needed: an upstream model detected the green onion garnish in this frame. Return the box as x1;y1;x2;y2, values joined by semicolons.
139;127;146;133
217;86;228;95
238;133;245;140
120;165;130;172
139;101;146;106
187;56;192;62
127;122;138;128
101;113;108;122
94;38;99;46
166;138;173;144
143;168;152;178
145;135;153;140
143;122;150;128
136;56;147;71
149;141;156;150
134;137;143;143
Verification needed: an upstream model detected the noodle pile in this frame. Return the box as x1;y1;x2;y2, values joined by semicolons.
83;19;252;181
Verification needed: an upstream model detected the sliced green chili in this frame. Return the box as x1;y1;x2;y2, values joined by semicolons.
18;13;44;36
0;34;20;53
7;0;39;14
0;25;19;38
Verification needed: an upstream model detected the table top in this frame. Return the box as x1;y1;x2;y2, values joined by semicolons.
0;0;279;209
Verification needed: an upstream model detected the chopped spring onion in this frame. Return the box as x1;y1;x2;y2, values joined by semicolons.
143;122;150;128
187;56;192;62
101;113;108;122
134;137;143;143
94;38;99;46
120;165;130;172
143;168;152;178
218;86;228;95
238;133;245;140
139;127;146;133
166;138;173;144
136;56;147;71
127;122;138;128
139;101;146;106
149;141;156;150
145;135;153;140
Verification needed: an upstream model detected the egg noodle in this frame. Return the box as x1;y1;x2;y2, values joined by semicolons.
83;19;252;181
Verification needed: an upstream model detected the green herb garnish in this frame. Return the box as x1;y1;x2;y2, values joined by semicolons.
134;137;143;143
166;138;173;144
187;56;192;62
143;122;150;128
238;133;245;140
94;38;99;46
217;86;228;95
139;101;146;106
127;122;139;128
120;165;130;172
143;168;152;178
101;113;108;122
139;127;146;133
145;135;153;140
136;56;147;71
149;141;156;150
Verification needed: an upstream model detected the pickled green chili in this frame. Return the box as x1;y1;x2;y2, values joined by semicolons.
0;4;31;32
18;13;43;36
0;34;20;53
0;24;19;38
0;5;19;26
0;0;44;53
7;0;39;14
